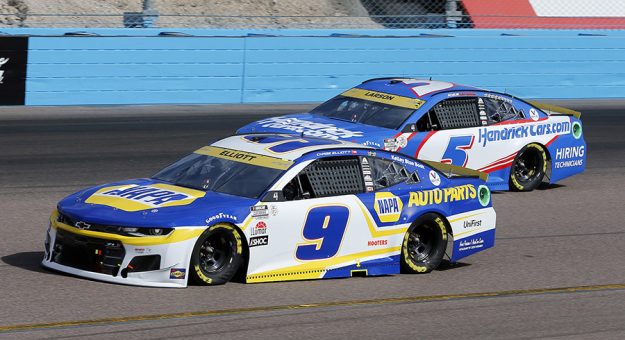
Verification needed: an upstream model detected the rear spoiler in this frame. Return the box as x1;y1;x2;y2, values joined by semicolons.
421;160;488;182
528;101;581;119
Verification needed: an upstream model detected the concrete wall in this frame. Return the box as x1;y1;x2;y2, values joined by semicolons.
9;28;625;105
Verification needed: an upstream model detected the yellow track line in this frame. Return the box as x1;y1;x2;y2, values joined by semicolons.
2;283;625;333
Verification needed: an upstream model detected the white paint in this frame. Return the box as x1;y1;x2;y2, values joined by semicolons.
530;0;625;17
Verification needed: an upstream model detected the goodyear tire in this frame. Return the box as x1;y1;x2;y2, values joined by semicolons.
509;143;547;192
190;224;244;285
401;214;448;274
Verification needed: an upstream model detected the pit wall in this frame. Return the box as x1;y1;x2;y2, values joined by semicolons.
4;28;625;105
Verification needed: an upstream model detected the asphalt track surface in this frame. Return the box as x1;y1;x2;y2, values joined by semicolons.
1;102;625;339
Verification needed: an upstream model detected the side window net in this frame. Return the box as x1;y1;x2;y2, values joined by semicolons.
305;158;364;197
432;98;481;130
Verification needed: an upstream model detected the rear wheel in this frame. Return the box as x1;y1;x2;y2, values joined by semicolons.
401;214;448;274
509;143;547;191
189;224;244;285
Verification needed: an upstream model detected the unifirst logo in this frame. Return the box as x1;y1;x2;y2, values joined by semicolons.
374;192;403;223
408;184;476;207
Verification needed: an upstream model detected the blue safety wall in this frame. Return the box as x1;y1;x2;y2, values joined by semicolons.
8;28;625;105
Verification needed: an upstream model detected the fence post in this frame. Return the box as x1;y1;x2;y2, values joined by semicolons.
142;0;159;28
445;0;461;28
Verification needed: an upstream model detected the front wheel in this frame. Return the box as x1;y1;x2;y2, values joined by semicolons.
401;214;448;274
189;224;244;285
509;143;547;191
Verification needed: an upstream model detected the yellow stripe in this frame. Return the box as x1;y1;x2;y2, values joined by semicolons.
50;211;204;246
246;247;401;283
357;201;408;238
3;283;625;333
341;88;425;110
195;146;293;170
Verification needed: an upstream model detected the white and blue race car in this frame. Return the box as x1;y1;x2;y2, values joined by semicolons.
43;134;496;287
238;78;586;191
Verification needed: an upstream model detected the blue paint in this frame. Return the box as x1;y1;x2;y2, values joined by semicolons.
2;28;623;105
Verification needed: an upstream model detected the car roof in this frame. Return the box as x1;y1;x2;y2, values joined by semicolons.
213;134;372;161
355;78;482;101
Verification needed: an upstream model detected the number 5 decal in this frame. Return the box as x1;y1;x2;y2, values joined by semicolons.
442;135;474;167
296;205;350;260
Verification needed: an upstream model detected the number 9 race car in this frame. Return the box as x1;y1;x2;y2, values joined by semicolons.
237;78;586;191
42;134;496;287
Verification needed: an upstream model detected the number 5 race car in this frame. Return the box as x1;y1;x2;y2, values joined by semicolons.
42;134;496;287
237;78;586;191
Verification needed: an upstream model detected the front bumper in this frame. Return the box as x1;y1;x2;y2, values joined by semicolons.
42;211;205;288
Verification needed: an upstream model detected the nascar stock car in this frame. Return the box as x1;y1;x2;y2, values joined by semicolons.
42;134;496;287
237;78;586;191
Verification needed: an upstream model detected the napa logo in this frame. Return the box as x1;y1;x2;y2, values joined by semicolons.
373;192;403;223
85;183;205;212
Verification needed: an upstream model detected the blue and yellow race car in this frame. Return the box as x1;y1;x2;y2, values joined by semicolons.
43;134;496;287
238;78;586;191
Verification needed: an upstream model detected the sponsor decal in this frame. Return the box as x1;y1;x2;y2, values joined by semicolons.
408;184;477;207
368;239;388;247
554;146;585;169
205;212;238;225
463;219;482;228
363;140;382;148
429;170;441;186
0;58;8;84
0;37;28;105
529;108;540;121
555;146;585;160
255;117;364;140
270;205;279;216
251;205;269;219
85;183;205;212
477;121;571;147
361;157;374;192
374;192;403;223
484;93;513;103
391;154;424;169
170;268;186;279
458;238;485;252
251;221;268;236
249;235;269;247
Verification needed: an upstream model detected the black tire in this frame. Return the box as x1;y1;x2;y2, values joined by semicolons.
509;143;547;192
401;214;448;274
189;224;244;285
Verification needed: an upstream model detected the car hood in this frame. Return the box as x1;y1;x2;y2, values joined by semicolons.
57;178;255;228
237;113;397;148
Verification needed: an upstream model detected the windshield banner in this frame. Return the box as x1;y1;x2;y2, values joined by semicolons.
195;146;294;170
341;88;425;110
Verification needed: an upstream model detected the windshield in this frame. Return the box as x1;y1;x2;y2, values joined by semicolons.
310;96;415;130
153;153;283;198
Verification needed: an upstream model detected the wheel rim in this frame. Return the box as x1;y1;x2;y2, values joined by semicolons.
407;224;438;263
514;148;541;184
199;232;233;274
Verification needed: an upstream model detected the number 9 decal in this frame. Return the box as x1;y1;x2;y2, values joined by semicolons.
296;205;350;260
